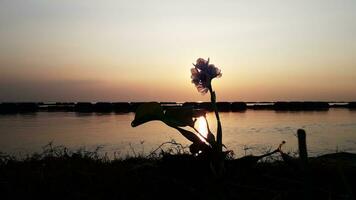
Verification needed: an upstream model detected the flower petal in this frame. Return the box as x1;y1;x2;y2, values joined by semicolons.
190;58;222;94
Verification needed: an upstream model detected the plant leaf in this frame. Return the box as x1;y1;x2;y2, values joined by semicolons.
131;102;164;127
164;107;206;127
206;131;216;145
168;126;202;144
170;126;211;154
131;102;213;154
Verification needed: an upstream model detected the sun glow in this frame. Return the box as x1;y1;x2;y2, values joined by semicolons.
196;117;209;139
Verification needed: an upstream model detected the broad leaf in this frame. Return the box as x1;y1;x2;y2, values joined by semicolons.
164;107;205;127
171;126;211;154
131;102;164;127
168;126;203;144
131;102;213;154
206;131;216;146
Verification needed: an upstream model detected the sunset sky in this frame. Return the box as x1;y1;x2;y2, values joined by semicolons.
1;0;356;102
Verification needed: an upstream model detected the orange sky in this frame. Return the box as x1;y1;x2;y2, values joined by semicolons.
1;0;356;102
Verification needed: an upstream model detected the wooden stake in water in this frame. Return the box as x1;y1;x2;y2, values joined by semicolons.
297;129;308;168
297;129;312;200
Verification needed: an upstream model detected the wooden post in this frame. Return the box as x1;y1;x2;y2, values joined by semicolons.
297;129;312;199
297;129;308;167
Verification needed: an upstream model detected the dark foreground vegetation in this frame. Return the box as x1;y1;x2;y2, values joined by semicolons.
1;143;355;200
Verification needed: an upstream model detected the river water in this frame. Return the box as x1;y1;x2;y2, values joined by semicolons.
1;108;356;157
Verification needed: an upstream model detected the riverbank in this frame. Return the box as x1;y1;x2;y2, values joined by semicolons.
1;144;355;200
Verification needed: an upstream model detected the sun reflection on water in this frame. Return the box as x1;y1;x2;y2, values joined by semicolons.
196;117;209;139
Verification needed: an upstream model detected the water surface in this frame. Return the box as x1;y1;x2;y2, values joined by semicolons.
1;109;356;157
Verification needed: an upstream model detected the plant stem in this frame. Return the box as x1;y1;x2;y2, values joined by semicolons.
209;86;222;153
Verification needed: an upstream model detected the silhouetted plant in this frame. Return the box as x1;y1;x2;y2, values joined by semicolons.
192;57;225;174
131;58;226;174
191;58;223;153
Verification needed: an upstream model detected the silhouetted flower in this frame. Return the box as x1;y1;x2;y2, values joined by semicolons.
191;58;222;94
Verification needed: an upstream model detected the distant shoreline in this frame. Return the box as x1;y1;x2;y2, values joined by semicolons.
1;101;356;114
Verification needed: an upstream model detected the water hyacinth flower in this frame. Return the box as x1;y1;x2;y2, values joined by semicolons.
191;58;222;94
191;57;224;175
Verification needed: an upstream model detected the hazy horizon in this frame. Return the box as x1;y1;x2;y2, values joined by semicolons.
1;0;356;102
